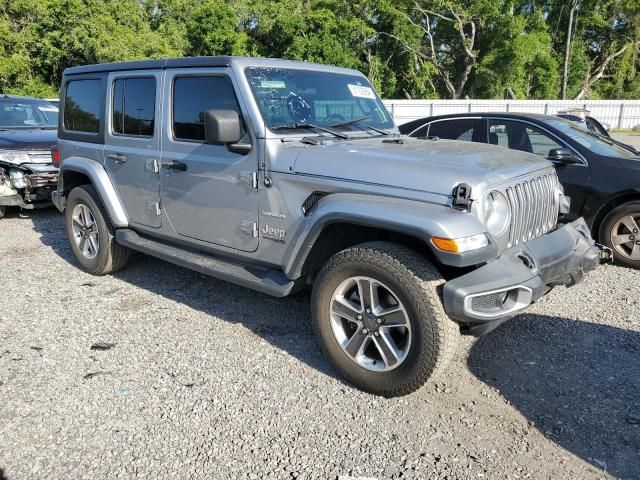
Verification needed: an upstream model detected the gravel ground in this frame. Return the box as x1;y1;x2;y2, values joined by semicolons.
0;209;638;480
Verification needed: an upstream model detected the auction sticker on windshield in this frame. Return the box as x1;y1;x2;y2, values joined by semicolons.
348;84;375;99
261;80;286;89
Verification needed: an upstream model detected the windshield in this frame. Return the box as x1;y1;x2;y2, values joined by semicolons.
245;67;394;133
0;99;58;129
544;118;638;158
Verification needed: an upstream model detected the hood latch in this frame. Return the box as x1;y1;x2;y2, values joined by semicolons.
452;183;472;211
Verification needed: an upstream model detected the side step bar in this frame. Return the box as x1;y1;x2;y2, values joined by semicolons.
115;229;295;297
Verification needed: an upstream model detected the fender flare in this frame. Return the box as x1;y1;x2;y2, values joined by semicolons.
60;157;128;227
283;193;495;279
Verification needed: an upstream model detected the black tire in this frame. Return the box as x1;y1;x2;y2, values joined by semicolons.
64;185;130;275
311;241;460;397
599;201;640;269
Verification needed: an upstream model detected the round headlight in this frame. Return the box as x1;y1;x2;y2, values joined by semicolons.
483;191;510;236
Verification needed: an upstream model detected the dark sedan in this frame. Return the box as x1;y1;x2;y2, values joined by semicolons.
399;113;640;268
0;95;59;218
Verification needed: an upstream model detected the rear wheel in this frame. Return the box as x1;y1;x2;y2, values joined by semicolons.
65;185;130;275
311;242;459;397
600;202;640;269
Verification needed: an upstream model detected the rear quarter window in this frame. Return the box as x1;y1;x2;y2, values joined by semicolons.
64;79;102;133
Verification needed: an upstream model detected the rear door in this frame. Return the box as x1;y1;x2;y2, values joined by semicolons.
103;71;162;227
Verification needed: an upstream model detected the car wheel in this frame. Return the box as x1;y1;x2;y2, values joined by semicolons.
65;185;130;275
311;241;459;397
600;201;640;269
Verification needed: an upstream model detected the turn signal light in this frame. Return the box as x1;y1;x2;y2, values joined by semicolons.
431;234;489;253
432;237;459;252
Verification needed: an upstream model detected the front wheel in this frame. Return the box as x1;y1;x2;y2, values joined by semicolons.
64;185;130;275
600;202;640;269
311;242;459;397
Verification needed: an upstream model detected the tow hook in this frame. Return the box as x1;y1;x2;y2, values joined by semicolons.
596;243;613;264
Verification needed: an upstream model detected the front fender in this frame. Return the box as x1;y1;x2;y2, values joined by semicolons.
59;157;128;227
283;193;496;278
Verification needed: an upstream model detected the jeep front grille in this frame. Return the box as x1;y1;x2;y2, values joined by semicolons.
504;171;560;247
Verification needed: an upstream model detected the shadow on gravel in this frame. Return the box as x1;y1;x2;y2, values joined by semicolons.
468;314;640;478
23;208;77;264
29;210;342;384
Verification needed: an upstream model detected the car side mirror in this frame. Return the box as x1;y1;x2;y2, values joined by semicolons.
547;148;581;165
204;109;251;155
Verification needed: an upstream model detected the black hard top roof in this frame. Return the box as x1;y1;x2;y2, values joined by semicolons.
64;56;235;76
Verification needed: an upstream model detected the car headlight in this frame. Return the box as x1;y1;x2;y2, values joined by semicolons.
483;191;511;237
0;150;30;165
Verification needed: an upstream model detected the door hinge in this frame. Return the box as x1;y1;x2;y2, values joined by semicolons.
145;159;160;174
239;171;258;189
147;201;161;216
240;221;258;238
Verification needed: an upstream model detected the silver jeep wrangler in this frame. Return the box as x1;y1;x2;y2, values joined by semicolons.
53;57;604;396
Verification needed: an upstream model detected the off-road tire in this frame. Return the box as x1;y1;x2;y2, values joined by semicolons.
311;241;460;397
65;185;130;275
600;201;640;269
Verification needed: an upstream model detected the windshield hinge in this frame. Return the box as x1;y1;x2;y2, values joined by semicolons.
452;183;472;211
240;171;258;189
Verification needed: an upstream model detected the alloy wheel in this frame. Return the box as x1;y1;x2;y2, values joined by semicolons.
611;213;640;261
71;203;99;260
329;276;412;372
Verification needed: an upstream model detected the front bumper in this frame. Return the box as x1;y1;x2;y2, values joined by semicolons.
443;218;604;336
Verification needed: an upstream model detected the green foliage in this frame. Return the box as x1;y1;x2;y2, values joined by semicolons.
0;0;636;99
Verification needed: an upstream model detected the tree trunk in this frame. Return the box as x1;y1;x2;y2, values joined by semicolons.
561;1;577;100
574;41;640;100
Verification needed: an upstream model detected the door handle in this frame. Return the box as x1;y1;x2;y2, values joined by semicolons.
107;153;127;164
161;160;187;172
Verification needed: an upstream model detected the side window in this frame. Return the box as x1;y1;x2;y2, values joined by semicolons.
488;120;563;157
64;80;102;133
112;77;156;137
173;76;243;142
427;119;478;142
409;124;429;137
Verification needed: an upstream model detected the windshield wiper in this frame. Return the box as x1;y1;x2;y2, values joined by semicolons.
330;115;390;135
571;125;615;145
271;123;349;139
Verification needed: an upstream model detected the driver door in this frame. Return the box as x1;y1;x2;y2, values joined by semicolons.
159;69;260;252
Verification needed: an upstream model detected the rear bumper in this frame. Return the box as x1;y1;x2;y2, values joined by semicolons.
443;218;604;336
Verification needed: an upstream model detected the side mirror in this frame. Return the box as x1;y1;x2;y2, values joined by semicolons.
204;109;242;145
547;148;581;165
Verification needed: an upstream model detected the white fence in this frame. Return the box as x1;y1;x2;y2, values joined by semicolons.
382;99;640;129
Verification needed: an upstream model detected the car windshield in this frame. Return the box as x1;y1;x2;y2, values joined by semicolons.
0;99;58;129
544;118;637;158
245;67;394;133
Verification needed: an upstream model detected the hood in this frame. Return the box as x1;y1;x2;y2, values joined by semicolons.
292;137;552;197
0;128;58;151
